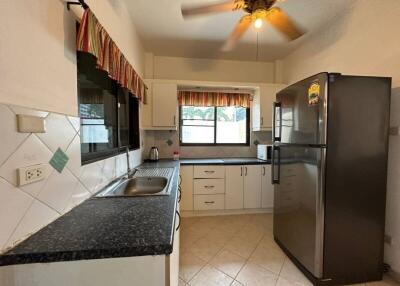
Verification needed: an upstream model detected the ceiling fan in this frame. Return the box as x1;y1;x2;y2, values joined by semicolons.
181;0;304;51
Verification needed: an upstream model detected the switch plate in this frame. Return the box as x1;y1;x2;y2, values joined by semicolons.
17;164;47;186
17;114;46;133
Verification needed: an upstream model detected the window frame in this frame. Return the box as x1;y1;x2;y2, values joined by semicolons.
179;106;250;147
77;52;140;166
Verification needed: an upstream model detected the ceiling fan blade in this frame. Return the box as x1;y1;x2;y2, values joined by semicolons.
221;15;252;52
264;7;304;40
182;0;245;18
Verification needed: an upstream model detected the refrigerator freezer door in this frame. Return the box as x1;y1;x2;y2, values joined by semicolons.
273;145;325;278
275;73;328;145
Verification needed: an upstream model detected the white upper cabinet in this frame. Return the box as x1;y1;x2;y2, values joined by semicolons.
243;165;262;209
252;84;286;131
152;83;178;128
261;165;274;209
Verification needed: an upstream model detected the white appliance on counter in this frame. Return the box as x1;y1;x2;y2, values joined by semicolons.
257;144;272;161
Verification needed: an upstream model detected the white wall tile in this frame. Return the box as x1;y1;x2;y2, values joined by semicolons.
65;134;83;178
79;162;102;193
0;134;53;190
0;105;29;167
0;178;33;251
37;113;77;152
8;105;49;118
37;168;78;213
5;200;59;250
67;116;80;132
63;182;91;214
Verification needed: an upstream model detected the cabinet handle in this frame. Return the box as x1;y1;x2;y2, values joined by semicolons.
178;187;181;203
175;211;181;231
204;201;215;204
263;166;265;176
245;167;248;176
204;170;215;174
261;117;264;126
173;116;176;125
240;167;243;176
204;185;215;189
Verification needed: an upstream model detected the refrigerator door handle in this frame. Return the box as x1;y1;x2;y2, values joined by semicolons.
272;102;282;142
271;146;280;184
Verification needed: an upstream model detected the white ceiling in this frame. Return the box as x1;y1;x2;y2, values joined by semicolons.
123;0;352;61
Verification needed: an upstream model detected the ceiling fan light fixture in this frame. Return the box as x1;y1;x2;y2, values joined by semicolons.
254;17;263;29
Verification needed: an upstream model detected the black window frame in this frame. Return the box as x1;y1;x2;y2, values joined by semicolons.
77;51;140;166
179;106;250;146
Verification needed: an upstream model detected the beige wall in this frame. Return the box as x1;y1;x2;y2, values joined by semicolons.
0;0;145;116
146;54;277;83
282;0;400;274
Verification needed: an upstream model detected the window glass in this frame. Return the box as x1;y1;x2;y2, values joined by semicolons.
180;105;249;145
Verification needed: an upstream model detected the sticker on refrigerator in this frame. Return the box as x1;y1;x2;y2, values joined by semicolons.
308;82;321;106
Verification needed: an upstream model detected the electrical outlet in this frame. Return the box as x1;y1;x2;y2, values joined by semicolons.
385;234;392;245
18;164;47;186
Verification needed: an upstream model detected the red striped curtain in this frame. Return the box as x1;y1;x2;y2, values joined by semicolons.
178;91;251;108
77;9;147;103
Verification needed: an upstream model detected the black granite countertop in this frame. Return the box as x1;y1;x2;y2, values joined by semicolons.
179;157;270;165
0;160;180;267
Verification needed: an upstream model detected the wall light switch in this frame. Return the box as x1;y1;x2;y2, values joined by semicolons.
17;164;47;186
17;114;46;133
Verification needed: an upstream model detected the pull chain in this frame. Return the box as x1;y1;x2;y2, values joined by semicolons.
256;32;259;61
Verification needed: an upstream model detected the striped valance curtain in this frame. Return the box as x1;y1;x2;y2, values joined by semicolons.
77;9;147;103
178;91;251;108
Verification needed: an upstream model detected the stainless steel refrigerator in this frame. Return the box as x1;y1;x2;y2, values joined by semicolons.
272;73;391;285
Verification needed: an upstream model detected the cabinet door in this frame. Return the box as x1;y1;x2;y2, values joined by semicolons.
180;166;194;211
225;166;244;209
259;84;286;129
243;165;262;209
261;165;274;208
152;83;178;127
169;202;180;286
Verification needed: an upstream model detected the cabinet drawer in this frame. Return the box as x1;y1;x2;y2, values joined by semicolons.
194;194;225;210
194;179;225;195
194;166;225;179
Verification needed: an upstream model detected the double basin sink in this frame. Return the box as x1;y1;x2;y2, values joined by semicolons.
95;167;175;197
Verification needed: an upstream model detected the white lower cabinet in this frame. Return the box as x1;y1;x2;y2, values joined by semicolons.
243;165;262;209
168;201;180;286
180;166;194;211
261;165;274;209
194;194;225;210
225;166;244;209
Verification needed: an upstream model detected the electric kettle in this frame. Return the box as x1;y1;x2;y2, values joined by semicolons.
149;147;159;161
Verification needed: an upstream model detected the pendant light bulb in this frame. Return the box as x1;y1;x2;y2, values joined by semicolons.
254;18;263;29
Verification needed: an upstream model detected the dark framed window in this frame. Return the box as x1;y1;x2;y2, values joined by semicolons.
179;105;250;146
77;51;140;165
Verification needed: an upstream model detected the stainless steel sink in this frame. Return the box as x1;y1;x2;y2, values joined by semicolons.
95;167;174;197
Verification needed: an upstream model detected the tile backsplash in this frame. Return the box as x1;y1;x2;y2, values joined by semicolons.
143;130;272;159
0;104;143;253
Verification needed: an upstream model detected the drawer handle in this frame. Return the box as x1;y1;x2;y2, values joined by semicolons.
178;187;182;203
204;185;215;189
204;170;215;174
204;201;215;204
175;211;181;231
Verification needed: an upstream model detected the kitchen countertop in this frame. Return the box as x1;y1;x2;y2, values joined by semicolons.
0;160;180;267
180;157;270;165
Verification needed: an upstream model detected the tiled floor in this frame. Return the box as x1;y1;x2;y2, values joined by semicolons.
179;213;399;286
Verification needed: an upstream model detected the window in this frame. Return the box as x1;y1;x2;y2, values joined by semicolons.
78;51;140;164
180;106;250;145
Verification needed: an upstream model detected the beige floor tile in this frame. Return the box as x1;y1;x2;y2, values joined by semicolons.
179;250;207;283
190;236;225;262
249;242;286;275
179;278;187;286
231;281;245;286
276;276;312;286
204;228;234;245
236;261;278;286
210;249;246;278
279;259;312;286
189;264;233;286
223;235;259;259
367;275;400;285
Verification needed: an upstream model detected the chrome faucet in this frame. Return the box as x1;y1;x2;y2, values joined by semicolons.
125;147;132;178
